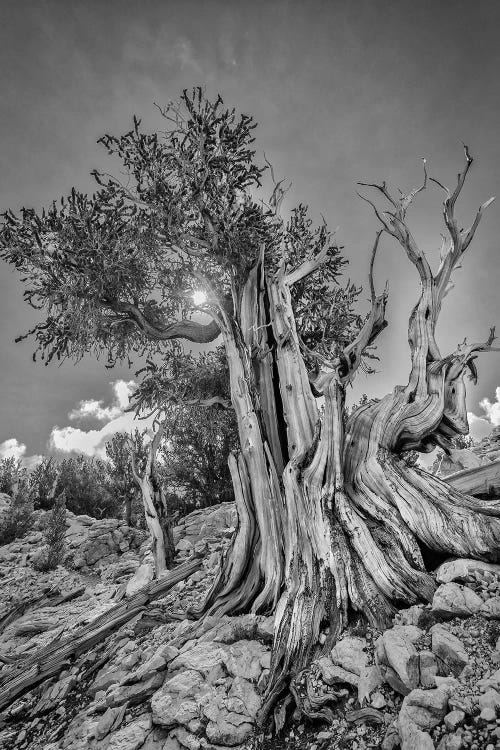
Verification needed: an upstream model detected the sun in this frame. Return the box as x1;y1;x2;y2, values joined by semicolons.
192;290;207;306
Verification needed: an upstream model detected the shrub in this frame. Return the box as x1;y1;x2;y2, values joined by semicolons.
32;490;67;571
0;480;34;545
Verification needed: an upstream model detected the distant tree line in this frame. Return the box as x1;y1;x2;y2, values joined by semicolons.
0;397;237;537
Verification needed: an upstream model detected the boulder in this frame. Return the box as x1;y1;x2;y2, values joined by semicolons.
478;688;500;711
431;624;468;676
431;582;482;618
228;677;261;720
398;687;450;732
106;673;164;707
151;670;212;728
435;558;500;584
94;706;126;741
223;640;268;682
105;715;152;750
358;665;384;706
379;626;422;692
169;642;228;676
89;667;128;697
418;650;439;688
443;709;465;731
479;596;500;619
316;657;359;687
330;635;368;675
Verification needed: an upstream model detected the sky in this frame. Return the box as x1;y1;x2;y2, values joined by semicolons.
0;0;499;462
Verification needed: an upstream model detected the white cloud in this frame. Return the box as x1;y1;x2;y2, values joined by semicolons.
50;380;154;457
68;380;136;422
466;386;500;441
479;386;500;427
467;412;494;441
0;438;27;461
0;438;42;468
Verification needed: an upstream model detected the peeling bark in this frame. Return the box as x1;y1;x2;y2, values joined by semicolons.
196;150;500;723
129;422;175;576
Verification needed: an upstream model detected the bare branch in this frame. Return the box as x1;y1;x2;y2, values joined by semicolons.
284;239;332;286
105;299;221;343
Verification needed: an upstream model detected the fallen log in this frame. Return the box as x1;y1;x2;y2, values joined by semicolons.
0;586;86;636
446;460;500;496
0;556;201;712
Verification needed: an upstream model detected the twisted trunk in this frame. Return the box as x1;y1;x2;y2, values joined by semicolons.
197;151;500;722
130;424;175;576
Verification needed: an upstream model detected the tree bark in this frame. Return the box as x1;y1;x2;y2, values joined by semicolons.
196;151;500;723
130;423;175;576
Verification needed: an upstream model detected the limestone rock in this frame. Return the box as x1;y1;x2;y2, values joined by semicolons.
435;558;500;584
330;635;368;676
443;709;465;731
358;665;384;706
169;642;228;676
151;670;212;728
431;582;482;618
431;624;468;676
89;667;128;696
223;640;268;682
105;714;152;750
398;687;450;732
106;673;164;707
317;657;359;687
94;706;126;741
227;677;261;719
419;650;439;688
380;626;422;692
478;688;500;711
479;596;500;619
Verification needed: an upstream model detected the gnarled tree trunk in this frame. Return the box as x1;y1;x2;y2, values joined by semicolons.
130;421;175;576
193;150;500;723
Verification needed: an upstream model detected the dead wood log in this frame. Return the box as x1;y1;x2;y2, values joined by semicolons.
446;459;500;496
0;557;200;712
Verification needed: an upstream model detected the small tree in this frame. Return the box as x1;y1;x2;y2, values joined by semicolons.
0;457;26;497
28;457;59;510
105;431;144;525
163;403;237;513
55;455;117;518
128;417;176;575
0;478;33;544
33;489;67;571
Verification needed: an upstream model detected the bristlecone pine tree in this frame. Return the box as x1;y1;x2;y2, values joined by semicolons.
127;417;176;575
1;89;499;721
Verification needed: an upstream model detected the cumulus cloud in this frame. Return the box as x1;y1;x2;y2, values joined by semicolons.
50;380;154;457
0;438;42;468
0;438;27;461
466;386;500;441
479;386;500;427
68;380;136;422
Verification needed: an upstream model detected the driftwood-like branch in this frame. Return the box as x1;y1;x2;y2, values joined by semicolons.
447;459;500;496
105;299;221;343
284;241;331;286
0;558;201;712
338;231;388;382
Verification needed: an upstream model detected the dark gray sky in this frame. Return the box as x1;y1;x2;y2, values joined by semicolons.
1;0;499;459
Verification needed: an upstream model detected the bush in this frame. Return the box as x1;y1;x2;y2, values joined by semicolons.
32;490;67;571
0;457;27;497
54;456;119;518
0;481;34;545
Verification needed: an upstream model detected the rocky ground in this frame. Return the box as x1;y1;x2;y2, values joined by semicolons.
1;499;500;749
